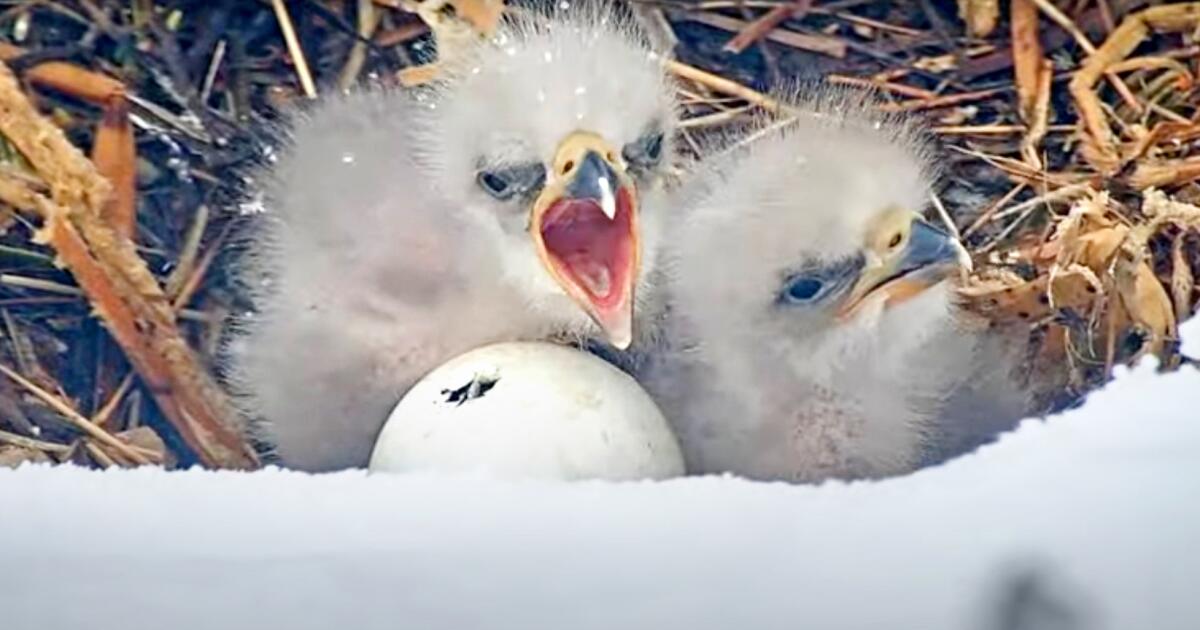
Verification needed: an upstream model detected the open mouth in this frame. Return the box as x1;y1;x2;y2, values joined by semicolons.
872;274;943;309
878;257;962;296
847;262;963;318
874;267;930;296
539;187;636;312
839;260;964;320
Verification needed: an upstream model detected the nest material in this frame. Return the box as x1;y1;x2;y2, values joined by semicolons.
0;0;1197;469
961;188;1200;409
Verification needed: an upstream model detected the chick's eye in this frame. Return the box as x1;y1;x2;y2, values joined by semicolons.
477;172;510;198
782;276;825;303
622;131;665;168
475;162;545;201
643;133;663;161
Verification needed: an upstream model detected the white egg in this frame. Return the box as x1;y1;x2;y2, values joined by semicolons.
369;341;684;480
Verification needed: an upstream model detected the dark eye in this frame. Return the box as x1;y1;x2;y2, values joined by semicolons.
782;276;825;304
642;133;663;161
477;171;511;198
476;162;545;201
622;131;665;169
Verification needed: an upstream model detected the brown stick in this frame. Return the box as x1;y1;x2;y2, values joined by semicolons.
1010;0;1043;122
1068;3;1200;173
90;97;137;238
35;208;255;468
827;75;936;99
723;1;812;54
1129;157;1200;190
0;43;125;105
667;61;785;113
0;361;150;465
878;87;1007;113
1019;60;1053;169
682;10;847;59
0;61;257;469
271;0;318;99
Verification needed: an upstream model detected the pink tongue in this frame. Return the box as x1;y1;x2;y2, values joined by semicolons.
566;255;612;298
541;198;625;302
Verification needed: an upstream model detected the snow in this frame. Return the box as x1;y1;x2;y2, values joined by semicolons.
1;321;1199;630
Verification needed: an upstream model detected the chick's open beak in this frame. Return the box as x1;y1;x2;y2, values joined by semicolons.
531;131;640;349
838;211;969;320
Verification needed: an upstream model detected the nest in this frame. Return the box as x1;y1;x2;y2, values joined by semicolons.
0;0;1196;469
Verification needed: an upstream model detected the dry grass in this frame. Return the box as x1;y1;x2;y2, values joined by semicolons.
0;0;1196;468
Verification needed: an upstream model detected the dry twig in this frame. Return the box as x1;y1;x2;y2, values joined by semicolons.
0;60;256;469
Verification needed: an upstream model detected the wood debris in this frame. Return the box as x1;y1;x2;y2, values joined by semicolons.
0;60;254;469
1069;3;1200;174
956;0;1000;38
961;189;1200;397
0;444;51;467
395;0;505;86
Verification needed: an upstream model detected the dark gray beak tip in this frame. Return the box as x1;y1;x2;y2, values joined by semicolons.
564;151;618;200
905;219;961;270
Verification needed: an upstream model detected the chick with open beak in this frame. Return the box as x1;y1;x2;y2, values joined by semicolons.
227;7;679;471
532;132;640;349
837;208;971;320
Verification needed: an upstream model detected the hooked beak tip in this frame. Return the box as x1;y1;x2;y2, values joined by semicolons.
599;182;617;220
599;316;633;350
563;151;622;218
953;240;974;275
534;134;639;349
841;217;967;318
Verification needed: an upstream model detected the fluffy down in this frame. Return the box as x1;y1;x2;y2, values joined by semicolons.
225;6;677;471
638;88;1033;483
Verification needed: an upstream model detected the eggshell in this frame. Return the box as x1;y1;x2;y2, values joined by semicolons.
369;342;684;480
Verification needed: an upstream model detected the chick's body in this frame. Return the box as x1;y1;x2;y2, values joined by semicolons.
228;10;677;471
640;92;1031;483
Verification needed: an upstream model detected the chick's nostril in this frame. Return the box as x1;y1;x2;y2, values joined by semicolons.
888;232;903;249
562;160;575;175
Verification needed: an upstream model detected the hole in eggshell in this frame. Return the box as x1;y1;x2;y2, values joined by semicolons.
441;373;500;407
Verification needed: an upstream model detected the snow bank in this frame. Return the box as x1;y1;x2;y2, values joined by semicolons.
1;320;1198;630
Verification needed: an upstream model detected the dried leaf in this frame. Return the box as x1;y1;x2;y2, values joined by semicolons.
117;426;174;468
0;444;50;467
1047;264;1103;314
445;0;504;35
397;0;506;85
397;64;442;87
1170;236;1195;321
912;53;959;73
956;0;999;37
959;275;1052;323
1114;256;1175;355
964;188;1199;394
